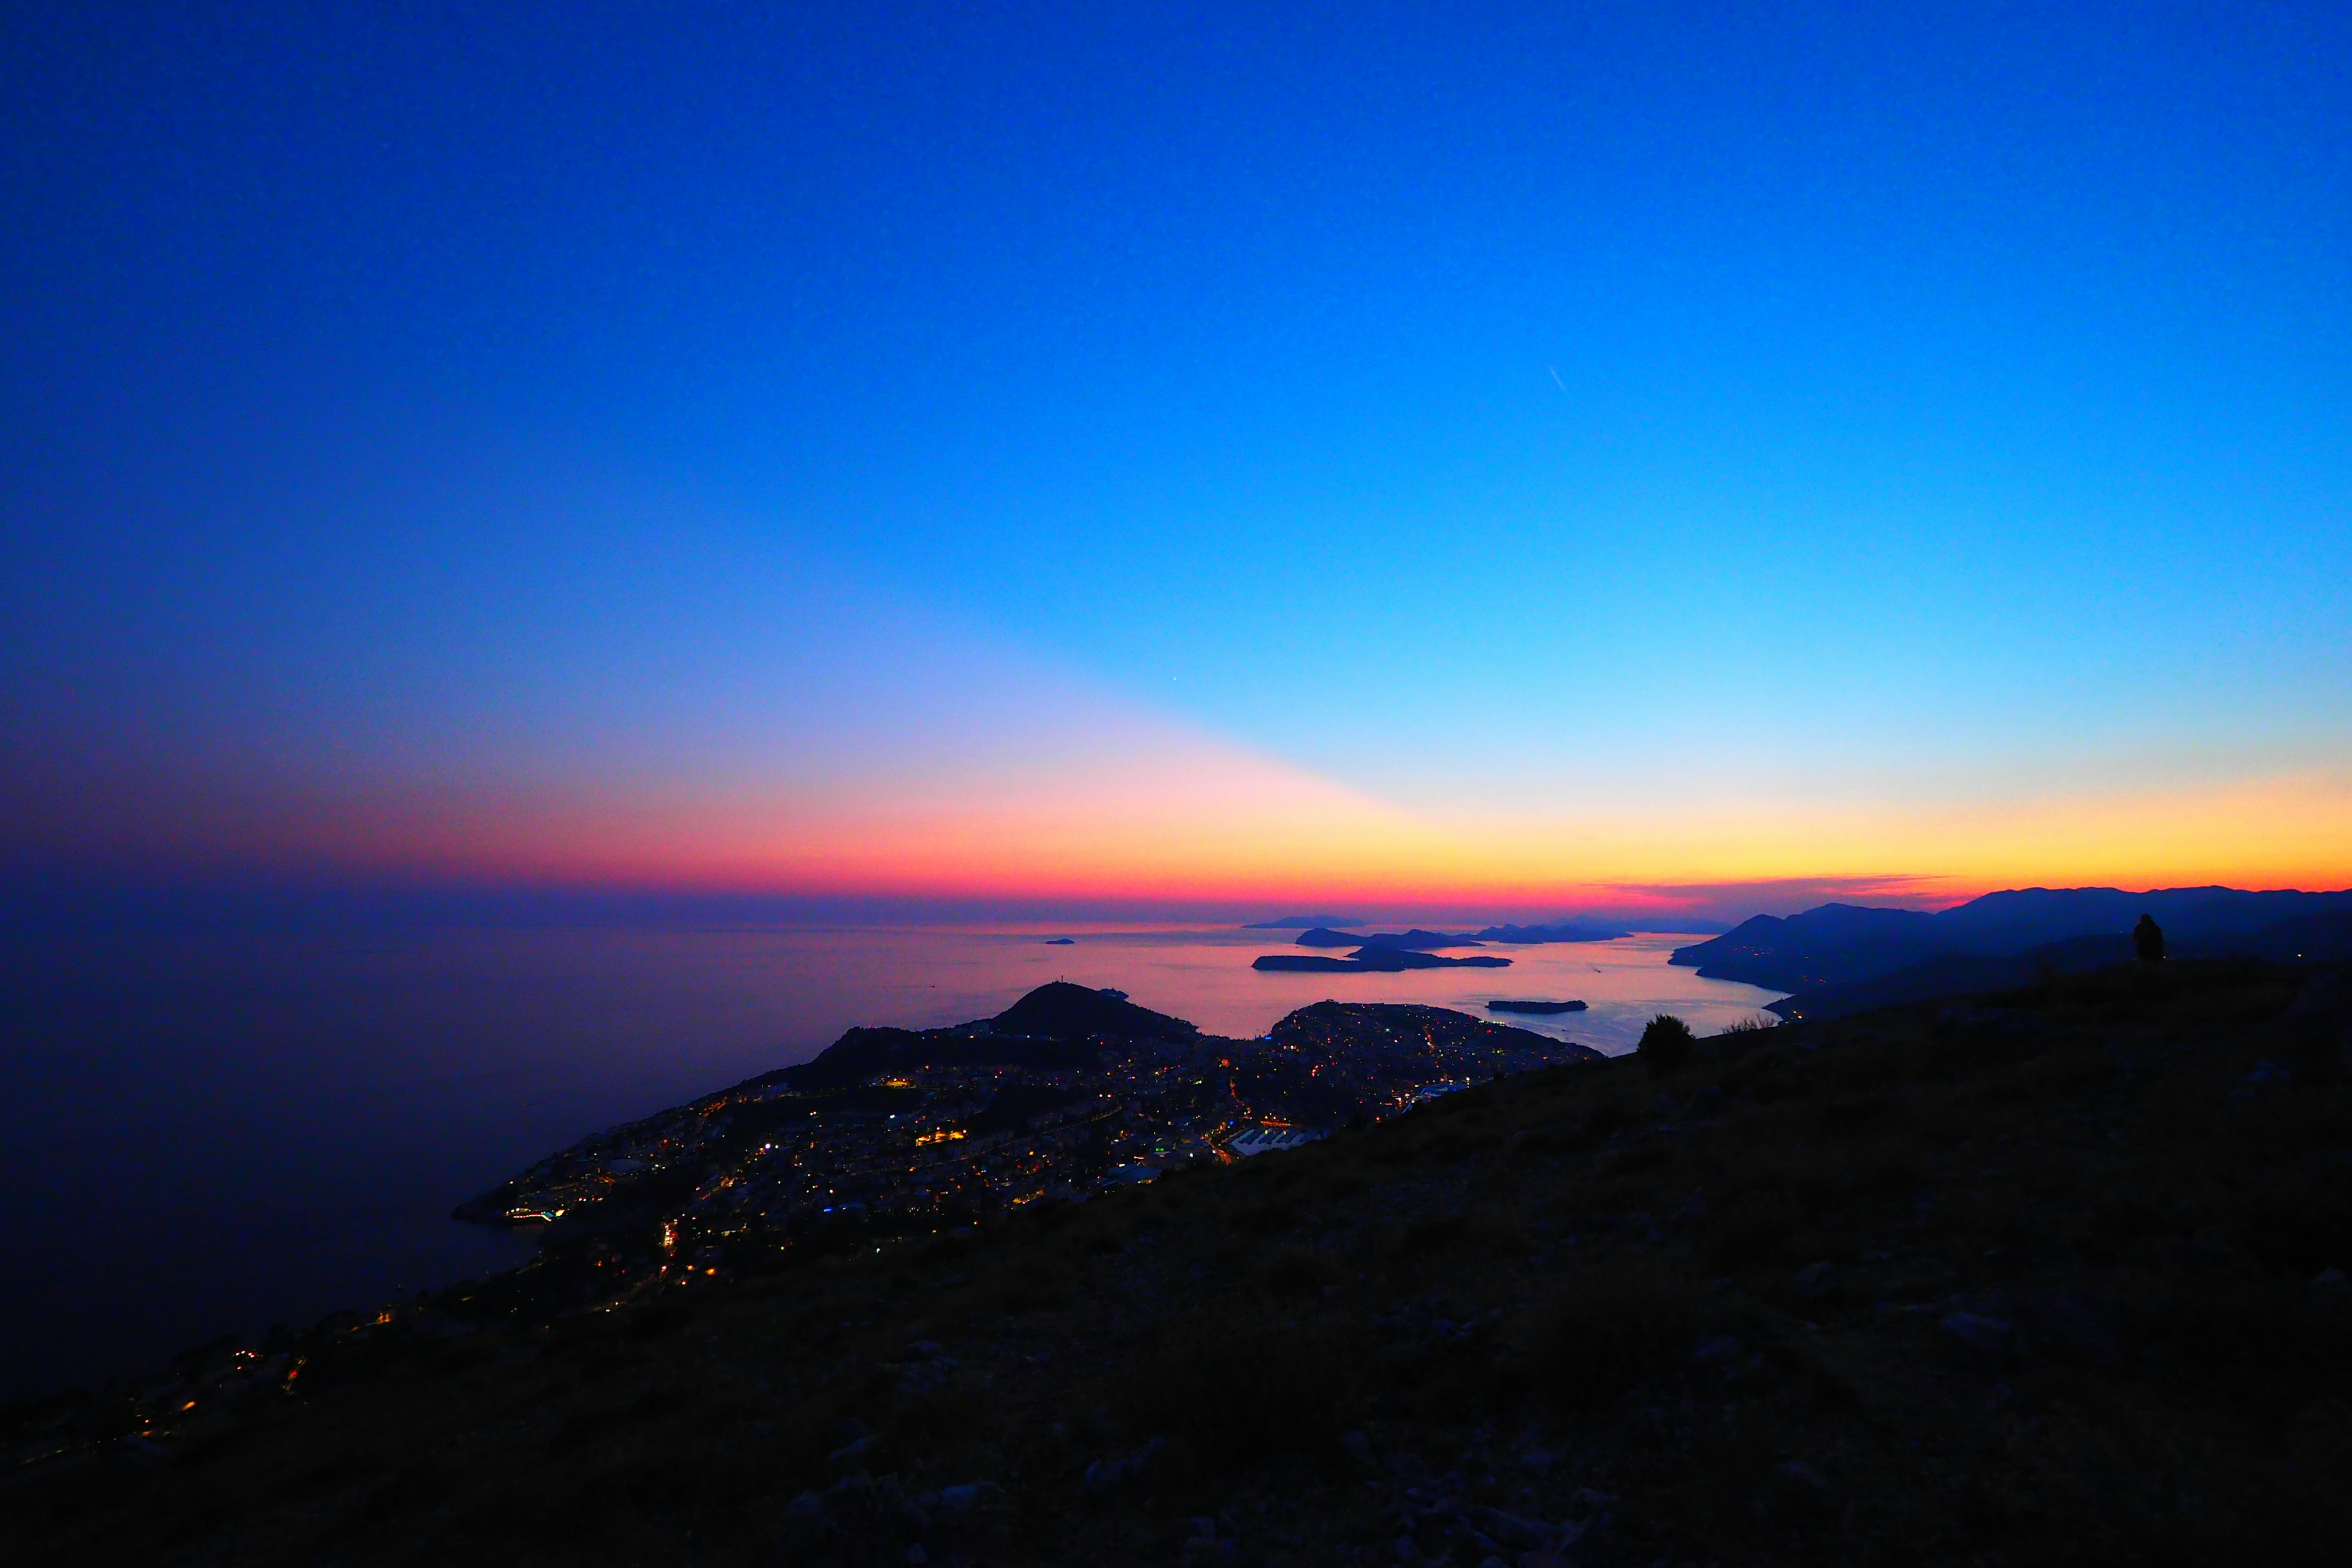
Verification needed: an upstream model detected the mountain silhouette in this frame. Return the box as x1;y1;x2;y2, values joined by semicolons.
1679;886;2352;1008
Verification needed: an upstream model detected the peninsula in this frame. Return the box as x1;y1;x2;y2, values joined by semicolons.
450;984;1590;1260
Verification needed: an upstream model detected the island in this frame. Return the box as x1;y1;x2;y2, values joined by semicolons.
1294;922;1640;949
1474;921;1632;943
1294;927;1484;949
1486;998;1588;1014
1042;937;1074;944
1254;948;1512;973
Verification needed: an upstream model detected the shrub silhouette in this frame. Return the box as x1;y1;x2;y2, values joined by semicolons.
1638;1014;1698;1076
2135;913;2166;962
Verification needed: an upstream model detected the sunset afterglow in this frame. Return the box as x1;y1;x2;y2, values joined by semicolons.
4;4;2347;916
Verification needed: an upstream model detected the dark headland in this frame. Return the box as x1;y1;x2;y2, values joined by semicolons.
12;956;2352;1566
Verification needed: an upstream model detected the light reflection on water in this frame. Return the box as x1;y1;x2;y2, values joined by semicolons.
0;922;1777;1396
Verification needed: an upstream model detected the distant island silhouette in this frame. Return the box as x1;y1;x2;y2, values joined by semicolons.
1294;927;1482;950
1296;922;1638;948
1476;920;1633;943
1242;914;1366;929
1487;998;1587;1014
1254;949;1512;973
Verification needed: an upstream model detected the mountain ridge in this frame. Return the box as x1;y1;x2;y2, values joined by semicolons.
1675;885;2352;997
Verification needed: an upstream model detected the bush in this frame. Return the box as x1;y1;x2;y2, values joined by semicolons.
1640;1014;1698;1077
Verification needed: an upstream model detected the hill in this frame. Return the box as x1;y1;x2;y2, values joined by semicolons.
727;980;1197;1095
9;963;2351;1564
1765;913;2352;1022
1768;936;2133;1022
1674;886;2352;995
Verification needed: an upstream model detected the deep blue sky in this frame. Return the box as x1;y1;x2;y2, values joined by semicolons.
4;2;2348;905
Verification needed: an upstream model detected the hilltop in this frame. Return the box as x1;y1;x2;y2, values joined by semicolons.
9;963;2351;1564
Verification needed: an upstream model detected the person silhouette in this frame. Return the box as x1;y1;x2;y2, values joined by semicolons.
2133;913;2165;963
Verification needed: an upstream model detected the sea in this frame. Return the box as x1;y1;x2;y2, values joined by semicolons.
0;921;1782;1401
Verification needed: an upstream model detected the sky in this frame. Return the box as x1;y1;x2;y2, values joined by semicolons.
3;1;2348;920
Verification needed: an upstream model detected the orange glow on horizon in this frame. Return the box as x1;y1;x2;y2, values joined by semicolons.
60;765;2348;911
13;700;2348;908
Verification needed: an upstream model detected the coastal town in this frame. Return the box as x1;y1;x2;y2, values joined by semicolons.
451;984;1605;1306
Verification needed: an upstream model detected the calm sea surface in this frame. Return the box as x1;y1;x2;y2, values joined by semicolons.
0;922;1780;1399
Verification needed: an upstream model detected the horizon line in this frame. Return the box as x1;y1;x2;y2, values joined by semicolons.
8;866;2346;935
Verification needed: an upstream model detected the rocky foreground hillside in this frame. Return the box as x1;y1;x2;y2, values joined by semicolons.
9;961;2351;1565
